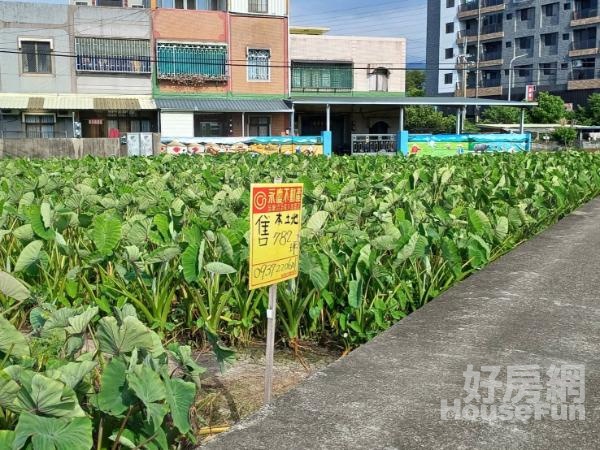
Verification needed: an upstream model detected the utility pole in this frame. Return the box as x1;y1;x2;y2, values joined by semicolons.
474;0;482;122
508;54;527;101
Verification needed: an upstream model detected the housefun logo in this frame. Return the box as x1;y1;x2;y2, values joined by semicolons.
441;364;585;422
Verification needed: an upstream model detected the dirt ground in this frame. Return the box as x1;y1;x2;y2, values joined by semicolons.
194;343;340;443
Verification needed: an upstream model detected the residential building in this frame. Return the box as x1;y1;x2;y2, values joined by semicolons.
426;0;600;105
152;0;292;138
0;1;156;138
290;27;406;152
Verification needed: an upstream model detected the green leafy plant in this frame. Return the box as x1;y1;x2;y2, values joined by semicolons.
0;305;201;449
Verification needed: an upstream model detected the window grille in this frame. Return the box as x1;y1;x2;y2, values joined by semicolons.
75;38;151;73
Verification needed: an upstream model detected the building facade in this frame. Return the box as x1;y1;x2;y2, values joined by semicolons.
290;27;406;152
152;0;292;138
426;0;600;105
0;1;156;138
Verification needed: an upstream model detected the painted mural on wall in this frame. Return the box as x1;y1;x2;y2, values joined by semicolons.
406;134;531;157
160;136;324;156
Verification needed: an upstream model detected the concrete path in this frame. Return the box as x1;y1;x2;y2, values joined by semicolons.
206;199;600;450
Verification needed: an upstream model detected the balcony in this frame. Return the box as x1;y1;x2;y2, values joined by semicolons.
455;78;503;97
568;68;600;89
572;8;600;26
458;0;505;19
480;50;503;67
457;23;504;43
569;39;599;56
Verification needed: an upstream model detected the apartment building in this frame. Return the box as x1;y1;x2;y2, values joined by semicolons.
153;0;292;138
290;27;406;152
426;0;600;105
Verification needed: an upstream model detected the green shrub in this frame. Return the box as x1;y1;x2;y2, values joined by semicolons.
552;127;578;147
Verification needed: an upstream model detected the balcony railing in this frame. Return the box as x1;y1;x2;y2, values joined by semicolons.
480;78;502;88
571;68;598;80
460;23;503;37
481;50;502;61
573;8;599;20
458;0;504;13
571;38;598;50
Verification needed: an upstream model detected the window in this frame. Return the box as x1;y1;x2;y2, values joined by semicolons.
445;48;454;59
75;38;151;74
96;0;123;6
563;33;570;41
506;13;512;20
445;22;454;34
194;115;227;137
446;0;454;7
564;3;571;10
247;49;270;81
539;62;557;79
444;73;453;84
292;62;353;92
516;65;533;78
541;32;558;55
174;0;195;9
157;43;228;81
506;41;512;48
248;0;268;13
249;116;270;136
21;41;52;74
23;114;55;138
369;68;389;92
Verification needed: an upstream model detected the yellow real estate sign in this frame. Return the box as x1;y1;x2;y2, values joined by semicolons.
249;183;304;290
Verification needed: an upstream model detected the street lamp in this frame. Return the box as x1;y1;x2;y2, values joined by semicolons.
508;54;527;101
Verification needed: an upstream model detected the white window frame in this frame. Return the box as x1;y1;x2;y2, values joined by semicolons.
18;38;54;75
247;48;271;82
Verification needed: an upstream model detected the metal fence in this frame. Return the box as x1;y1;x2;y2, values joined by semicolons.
351;134;397;155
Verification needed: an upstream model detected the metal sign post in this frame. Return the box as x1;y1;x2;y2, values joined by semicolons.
264;283;278;404
249;182;304;405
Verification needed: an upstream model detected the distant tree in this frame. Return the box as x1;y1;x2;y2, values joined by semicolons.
406;70;425;97
406;106;455;133
575;93;600;125
529;92;567;124
552;127;577;147
481;106;522;124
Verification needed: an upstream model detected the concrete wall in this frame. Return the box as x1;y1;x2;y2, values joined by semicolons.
290;34;406;93
0;2;73;94
0;138;123;158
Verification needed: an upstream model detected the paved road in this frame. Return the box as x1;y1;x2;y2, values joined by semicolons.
206;199;600;450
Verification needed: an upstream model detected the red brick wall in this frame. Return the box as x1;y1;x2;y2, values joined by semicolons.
229;15;288;95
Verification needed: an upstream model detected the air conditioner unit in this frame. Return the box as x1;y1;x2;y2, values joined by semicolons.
74;0;92;5
129;0;145;8
0;109;19;116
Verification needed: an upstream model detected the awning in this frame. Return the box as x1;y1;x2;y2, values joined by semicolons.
0;94;156;110
291;96;537;108
155;98;293;113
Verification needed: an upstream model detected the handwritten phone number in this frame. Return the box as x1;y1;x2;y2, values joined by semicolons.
252;258;298;282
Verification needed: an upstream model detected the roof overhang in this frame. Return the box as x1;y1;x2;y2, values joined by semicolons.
290;96;537;108
0;94;156;110
156;98;293;113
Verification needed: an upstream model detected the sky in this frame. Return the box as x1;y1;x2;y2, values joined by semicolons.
291;0;427;64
